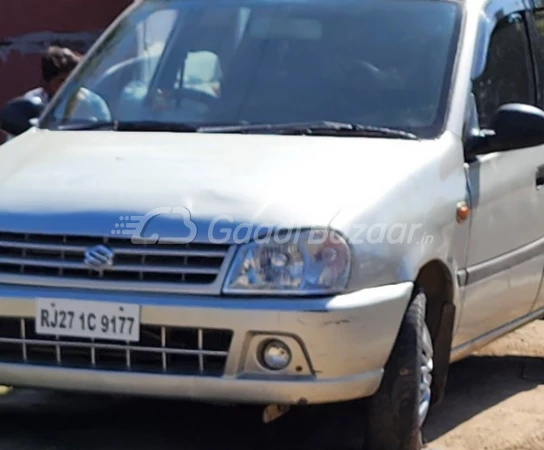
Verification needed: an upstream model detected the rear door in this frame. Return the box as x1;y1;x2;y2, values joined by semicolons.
524;5;544;314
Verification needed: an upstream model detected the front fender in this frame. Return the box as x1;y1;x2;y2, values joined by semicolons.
329;133;469;301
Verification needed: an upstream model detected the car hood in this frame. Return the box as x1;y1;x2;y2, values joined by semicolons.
0;129;439;239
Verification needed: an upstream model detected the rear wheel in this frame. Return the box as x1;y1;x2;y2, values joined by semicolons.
365;289;434;450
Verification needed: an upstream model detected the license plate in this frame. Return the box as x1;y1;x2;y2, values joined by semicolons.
35;298;141;342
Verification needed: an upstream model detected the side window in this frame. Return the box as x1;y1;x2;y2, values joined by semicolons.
531;10;544;106
473;13;535;129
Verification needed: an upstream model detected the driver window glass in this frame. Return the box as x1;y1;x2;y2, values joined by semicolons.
530;10;544;107
473;13;535;129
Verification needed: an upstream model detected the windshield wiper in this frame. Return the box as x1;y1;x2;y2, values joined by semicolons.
55;120;199;132
53;120;418;139
198;121;418;140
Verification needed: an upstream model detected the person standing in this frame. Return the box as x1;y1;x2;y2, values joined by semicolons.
22;45;111;127
23;46;81;105
0;46;80;143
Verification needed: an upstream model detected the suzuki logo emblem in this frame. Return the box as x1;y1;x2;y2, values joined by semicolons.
83;245;115;272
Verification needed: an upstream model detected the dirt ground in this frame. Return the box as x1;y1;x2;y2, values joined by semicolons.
425;321;544;450
0;321;543;450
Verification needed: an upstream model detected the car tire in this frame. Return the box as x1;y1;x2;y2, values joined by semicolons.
365;288;433;450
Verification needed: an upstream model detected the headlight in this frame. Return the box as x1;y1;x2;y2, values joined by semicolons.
223;229;351;295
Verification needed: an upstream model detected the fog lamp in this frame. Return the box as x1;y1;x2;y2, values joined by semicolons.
261;340;292;371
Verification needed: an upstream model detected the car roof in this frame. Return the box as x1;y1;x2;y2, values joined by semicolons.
136;0;534;18
464;0;535;15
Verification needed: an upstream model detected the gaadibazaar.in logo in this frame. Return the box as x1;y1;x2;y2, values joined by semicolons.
111;207;197;244
111;207;434;246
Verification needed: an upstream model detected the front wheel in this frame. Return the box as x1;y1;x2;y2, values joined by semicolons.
365;289;434;450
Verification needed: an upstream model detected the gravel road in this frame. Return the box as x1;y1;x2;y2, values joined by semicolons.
1;322;543;450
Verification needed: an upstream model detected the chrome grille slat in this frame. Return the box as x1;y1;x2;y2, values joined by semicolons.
0;257;221;275
0;232;231;291
125;340;131;370
112;247;228;258
161;326;167;371
198;328;204;373
0;241;86;253
20;319;27;362
55;335;61;364
91;338;96;367
0;337;228;356
0;317;233;377
0;240;228;258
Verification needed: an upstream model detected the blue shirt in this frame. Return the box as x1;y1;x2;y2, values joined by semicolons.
24;86;112;123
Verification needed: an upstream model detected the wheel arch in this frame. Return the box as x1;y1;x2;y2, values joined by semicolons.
415;259;456;406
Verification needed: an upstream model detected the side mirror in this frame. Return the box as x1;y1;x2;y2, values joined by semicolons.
468;103;544;156
0;95;45;137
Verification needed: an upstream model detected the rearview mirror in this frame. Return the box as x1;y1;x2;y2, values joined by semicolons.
0;95;45;137
468;103;544;156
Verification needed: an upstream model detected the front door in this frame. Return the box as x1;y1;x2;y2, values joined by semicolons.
456;10;544;346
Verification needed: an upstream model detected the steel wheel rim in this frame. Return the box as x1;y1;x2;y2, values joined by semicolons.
418;323;434;428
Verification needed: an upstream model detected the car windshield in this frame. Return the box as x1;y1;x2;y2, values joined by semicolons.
41;0;462;139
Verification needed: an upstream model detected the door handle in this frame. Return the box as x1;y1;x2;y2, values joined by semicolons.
536;165;544;189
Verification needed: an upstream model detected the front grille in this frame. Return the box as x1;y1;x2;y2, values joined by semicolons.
0;232;230;292
0;317;233;376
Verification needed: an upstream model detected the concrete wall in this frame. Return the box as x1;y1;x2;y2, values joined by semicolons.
0;0;131;142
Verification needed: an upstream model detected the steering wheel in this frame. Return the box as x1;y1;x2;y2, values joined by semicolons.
178;87;218;109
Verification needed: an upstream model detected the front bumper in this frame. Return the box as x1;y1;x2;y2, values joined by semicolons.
0;282;413;405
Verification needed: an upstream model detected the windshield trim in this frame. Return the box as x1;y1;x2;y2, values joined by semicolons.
437;0;467;139
417;0;465;139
